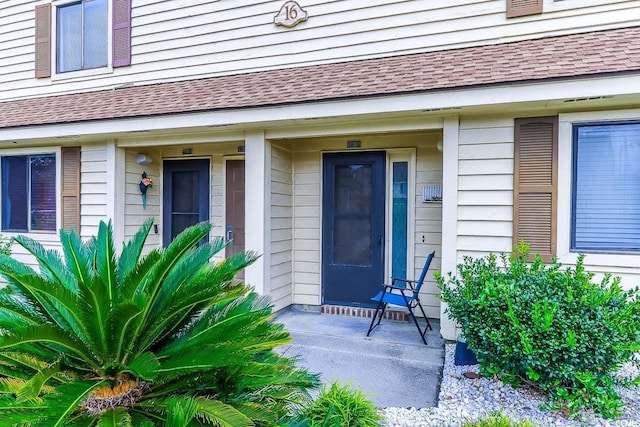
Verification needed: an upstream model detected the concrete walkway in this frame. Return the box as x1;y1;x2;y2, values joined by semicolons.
275;308;445;408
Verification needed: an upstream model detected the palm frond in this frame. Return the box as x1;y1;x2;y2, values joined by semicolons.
38;379;107;427
127;352;160;381
77;276;110;358
95;221;117;304
123;222;212;361
96;407;132;427
16;359;62;402
0;377;29;394
193;396;254;427
0;256;96;353
150;238;226;318
0;291;45;327
0;395;48;426
117;218;153;284
12;236;77;292
0;325;99;371
59;228;94;288
140;283;249;353
166;395;198;427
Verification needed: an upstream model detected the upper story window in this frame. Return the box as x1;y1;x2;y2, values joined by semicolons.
57;0;109;73
34;1;131;79
1;155;57;233
572;122;640;253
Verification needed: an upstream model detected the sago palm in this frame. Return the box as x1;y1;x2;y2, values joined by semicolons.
0;220;318;426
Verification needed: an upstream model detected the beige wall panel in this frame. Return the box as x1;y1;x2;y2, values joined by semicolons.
458;221;512;237
124;149;161;253
459;142;514;159
459;159;514;175
80;145;108;238
458;205;513;221
459;190;513;205
270;144;293;311
458;174;513;191
459;127;514;145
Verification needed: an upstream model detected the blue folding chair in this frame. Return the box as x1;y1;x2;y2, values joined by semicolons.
366;251;435;345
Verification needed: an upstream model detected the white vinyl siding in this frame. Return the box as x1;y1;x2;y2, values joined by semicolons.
2;0;640;100
414;145;443;319
80;144;109;238
457;117;515;259
123;149;160;252
270;143;294;311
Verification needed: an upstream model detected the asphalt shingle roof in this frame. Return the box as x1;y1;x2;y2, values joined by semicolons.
1;26;639;129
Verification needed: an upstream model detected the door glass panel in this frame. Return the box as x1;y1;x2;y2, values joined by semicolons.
172;171;199;213
333;164;373;265
171;171;199;239
391;162;408;279
171;214;200;240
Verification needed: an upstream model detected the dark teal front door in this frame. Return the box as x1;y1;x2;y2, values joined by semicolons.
163;159;210;247
322;152;386;307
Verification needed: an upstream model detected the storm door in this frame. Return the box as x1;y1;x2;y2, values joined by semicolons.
322;151;386;306
162;159;210;247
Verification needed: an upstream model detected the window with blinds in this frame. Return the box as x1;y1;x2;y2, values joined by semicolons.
572;122;640;252
1;154;56;232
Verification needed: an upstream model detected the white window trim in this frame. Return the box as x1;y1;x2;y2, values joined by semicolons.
50;0;113;81
557;108;640;269
385;149;416;284
0;146;62;236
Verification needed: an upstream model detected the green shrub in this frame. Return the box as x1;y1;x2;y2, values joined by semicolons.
289;381;384;427
437;243;640;419
0;220;318;426
0;235;11;257
462;412;534;427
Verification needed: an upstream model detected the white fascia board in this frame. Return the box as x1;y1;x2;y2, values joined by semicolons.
1;73;640;142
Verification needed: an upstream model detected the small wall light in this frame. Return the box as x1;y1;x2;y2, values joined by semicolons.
436;140;443;152
136;154;153;165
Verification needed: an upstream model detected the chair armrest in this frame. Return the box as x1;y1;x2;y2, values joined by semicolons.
381;283;413;294
391;278;417;290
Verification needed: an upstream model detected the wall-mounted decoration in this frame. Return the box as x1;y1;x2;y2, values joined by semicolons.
139;172;153;209
274;1;308;28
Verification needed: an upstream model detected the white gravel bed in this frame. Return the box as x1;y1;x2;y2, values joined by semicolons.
383;344;640;427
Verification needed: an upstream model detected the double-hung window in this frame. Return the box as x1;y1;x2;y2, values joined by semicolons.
572;122;640;252
56;0;108;73
1;155;57;233
34;1;131;78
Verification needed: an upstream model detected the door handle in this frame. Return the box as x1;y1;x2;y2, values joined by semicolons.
226;225;234;242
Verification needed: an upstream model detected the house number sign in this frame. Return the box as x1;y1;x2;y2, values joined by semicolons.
274;1;308;28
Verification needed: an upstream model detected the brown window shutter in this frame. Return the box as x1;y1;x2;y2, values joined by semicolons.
61;147;81;233
507;0;543;18
112;0;132;67
513;117;558;262
34;4;52;78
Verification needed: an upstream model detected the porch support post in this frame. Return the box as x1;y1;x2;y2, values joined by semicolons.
440;116;460;341
244;130;271;296
106;140;126;249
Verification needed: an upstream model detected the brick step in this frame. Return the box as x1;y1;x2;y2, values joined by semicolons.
320;304;409;321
